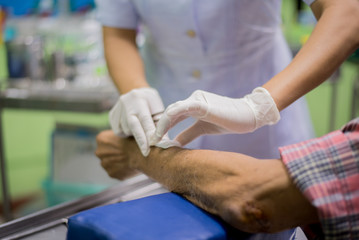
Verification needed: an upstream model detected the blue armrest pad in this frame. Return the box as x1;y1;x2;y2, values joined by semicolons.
66;192;250;240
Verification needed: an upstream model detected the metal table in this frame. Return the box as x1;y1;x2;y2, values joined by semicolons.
0;80;118;221
0;174;167;239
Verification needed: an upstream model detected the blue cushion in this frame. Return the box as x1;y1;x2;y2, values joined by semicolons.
67;192;295;240
66;192;251;240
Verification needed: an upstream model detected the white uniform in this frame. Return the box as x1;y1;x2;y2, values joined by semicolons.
96;0;315;159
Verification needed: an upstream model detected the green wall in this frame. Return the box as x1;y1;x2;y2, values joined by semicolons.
2;111;109;198
306;63;358;136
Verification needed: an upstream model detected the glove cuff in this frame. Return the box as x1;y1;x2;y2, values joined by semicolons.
244;87;280;130
120;87;159;99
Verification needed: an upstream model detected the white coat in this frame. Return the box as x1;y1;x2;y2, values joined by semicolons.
96;0;315;159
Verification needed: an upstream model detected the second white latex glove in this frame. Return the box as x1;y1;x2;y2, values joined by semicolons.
109;87;164;156
151;87;280;146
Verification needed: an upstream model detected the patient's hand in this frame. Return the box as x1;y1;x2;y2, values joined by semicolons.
95;130;139;180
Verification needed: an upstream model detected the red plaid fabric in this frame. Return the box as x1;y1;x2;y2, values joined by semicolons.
279;118;359;240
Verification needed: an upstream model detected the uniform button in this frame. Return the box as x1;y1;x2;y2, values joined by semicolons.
192;70;201;79
186;29;196;38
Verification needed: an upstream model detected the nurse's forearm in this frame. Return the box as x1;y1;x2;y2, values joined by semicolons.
103;26;149;94
263;0;359;111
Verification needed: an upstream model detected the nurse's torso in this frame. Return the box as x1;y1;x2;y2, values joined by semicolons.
133;0;288;103
132;0;314;158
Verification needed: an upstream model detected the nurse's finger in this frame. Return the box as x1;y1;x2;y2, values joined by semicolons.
150;113;188;145
174;121;222;146
173;121;204;146
121;117;131;136
127;115;150;157
165;100;208;119
109;101;124;136
153;99;207;140
137;108;157;144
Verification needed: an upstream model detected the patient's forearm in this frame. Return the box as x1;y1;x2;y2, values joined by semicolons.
131;145;255;212
96;130;318;232
127;141;318;233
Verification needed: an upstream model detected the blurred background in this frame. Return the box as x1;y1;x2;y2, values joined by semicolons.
0;0;358;223
0;0;120;223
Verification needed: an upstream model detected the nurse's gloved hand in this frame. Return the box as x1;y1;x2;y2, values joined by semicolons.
109;87;164;157
151;87;280;146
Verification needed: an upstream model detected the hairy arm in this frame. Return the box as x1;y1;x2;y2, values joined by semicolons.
103;26;149;94
263;0;359;110
96;130;318;233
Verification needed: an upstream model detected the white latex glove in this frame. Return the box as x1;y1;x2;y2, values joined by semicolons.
109;87;164;156
150;87;280;146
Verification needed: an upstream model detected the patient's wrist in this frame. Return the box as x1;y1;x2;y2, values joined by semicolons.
123;138;143;169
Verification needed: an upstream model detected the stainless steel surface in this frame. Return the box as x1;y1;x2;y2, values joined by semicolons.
0;174;168;239
20;221;68;240
0;83;118;112
3;219;68;240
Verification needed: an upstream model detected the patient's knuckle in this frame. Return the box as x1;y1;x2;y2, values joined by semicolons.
96;133;103;143
96;130;110;142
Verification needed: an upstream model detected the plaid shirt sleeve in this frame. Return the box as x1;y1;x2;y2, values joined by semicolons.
279;118;359;240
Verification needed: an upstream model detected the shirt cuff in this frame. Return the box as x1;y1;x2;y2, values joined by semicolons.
279;119;359;239
94;0;138;29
